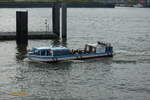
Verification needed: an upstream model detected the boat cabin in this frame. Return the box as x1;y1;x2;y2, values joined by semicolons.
30;46;70;56
84;42;112;53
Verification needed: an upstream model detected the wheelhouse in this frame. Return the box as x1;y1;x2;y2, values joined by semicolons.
84;42;113;53
30;47;52;56
29;46;70;57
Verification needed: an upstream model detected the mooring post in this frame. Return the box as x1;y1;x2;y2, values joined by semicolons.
52;2;60;37
62;2;67;39
16;11;28;45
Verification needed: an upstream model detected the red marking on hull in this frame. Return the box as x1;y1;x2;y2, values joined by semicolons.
42;54;113;63
74;54;113;60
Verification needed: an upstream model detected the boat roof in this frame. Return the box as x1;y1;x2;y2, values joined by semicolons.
51;46;69;51
86;43;97;47
86;42;107;47
32;46;69;51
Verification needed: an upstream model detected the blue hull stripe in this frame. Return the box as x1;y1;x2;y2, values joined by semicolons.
28;52;112;59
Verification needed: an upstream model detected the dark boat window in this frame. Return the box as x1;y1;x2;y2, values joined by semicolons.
53;49;70;56
41;50;45;56
34;50;40;55
33;49;52;56
46;50;51;56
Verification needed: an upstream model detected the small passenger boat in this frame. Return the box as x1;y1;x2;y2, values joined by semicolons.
27;42;113;62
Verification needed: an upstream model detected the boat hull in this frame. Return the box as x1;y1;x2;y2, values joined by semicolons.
27;52;113;63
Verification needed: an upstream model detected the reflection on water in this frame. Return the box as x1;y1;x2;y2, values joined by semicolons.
14;60;73;99
16;44;27;61
61;39;67;47
51;39;67;47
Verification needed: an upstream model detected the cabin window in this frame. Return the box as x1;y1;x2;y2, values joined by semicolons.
41;50;45;56
34;50;40;55
33;50;52;56
96;45;105;53
53;49;70;56
85;46;96;53
46;50;52;56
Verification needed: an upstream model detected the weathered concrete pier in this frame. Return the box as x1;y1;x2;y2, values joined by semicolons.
0;32;58;40
16;11;28;45
52;2;60;37
52;2;67;39
0;1;115;8
0;1;116;43
62;3;67;39
0;2;67;42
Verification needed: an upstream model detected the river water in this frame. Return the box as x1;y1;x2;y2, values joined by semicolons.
0;7;150;100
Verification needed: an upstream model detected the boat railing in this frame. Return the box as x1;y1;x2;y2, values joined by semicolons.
71;49;96;54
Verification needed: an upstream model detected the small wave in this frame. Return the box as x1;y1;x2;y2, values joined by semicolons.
138;58;150;63
127;87;150;94
113;60;137;64
115;50;150;56
112;85;150;94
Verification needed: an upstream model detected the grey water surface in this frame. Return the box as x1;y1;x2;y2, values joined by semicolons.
0;7;150;100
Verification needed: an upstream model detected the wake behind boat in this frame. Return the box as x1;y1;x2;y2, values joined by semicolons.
27;41;113;62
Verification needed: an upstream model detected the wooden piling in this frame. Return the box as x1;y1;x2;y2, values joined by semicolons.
62;3;67;39
52;2;60;37
16;11;28;45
